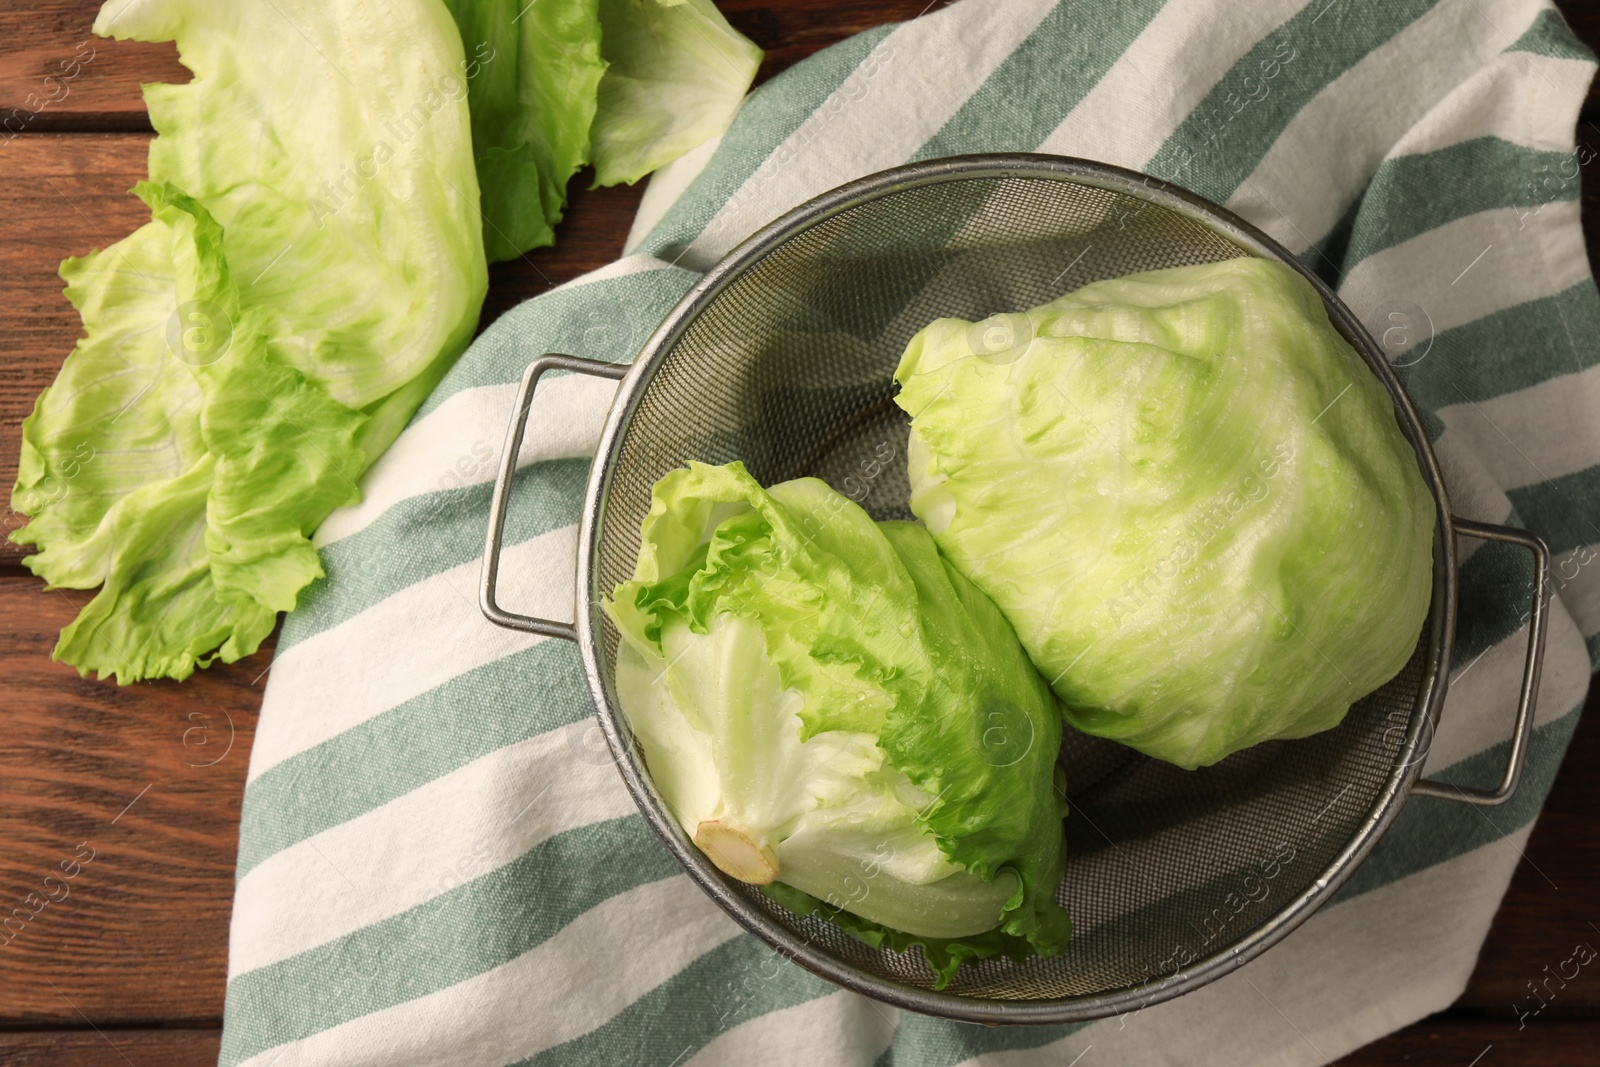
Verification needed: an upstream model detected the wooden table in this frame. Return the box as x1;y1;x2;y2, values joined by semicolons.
1;2;1597;1063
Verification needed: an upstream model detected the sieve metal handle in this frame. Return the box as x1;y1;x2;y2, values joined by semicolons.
1412;518;1550;806
481;354;630;641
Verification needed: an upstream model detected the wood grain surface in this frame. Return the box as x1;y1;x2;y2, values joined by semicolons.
0;579;266;1023
0;1;1596;1064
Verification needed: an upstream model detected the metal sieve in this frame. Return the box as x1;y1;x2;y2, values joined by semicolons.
480;155;1550;1023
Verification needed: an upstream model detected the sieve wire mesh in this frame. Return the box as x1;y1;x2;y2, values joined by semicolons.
588;172;1438;1002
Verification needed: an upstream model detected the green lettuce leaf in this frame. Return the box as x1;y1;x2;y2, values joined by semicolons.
12;199;208;591
437;0;760;260
15;0;485;683
591;0;763;186
607;462;1069;986
440;0;607;261
98;0;488;424
895;257;1436;769
18;182;366;682
761;877;1061;989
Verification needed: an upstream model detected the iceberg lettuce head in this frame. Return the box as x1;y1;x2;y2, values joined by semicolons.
894;258;1435;769
607;462;1070;986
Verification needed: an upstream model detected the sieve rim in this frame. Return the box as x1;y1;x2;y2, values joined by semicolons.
572;154;1456;1023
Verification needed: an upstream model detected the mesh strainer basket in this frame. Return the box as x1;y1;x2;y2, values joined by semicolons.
480;155;1551;1023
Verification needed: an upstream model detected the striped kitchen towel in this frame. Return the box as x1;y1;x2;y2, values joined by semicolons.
220;1;1600;1064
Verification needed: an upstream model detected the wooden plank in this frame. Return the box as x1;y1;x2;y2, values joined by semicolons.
0;1028;220;1067
0;577;264;1023
1459;675;1600;1009
1335;1019;1599;1065
725;0;954;82
1558;2;1600;120
0;1;185;132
